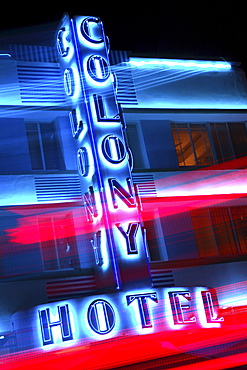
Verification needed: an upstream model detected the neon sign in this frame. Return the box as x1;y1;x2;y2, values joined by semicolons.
56;13;150;290
36;287;223;347
10;14;225;353
38;304;73;345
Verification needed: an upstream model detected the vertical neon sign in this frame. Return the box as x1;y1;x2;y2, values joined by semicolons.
56;14;151;290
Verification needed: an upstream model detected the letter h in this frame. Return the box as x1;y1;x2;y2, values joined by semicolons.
38;304;73;345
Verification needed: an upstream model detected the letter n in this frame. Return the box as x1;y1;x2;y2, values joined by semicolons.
108;178;136;209
84;186;98;222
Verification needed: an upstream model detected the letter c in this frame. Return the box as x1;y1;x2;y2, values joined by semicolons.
81;17;104;44
57;28;70;57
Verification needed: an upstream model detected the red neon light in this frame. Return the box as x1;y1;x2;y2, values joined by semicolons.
2;319;247;370
4;191;247;247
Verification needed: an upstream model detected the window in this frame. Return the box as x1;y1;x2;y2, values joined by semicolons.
210;123;247;162
210;123;233;162
38;213;79;271
144;204;247;262
144;209;168;261
191;205;247;258
171;123;214;166
125;123;148;169
171;122;247;167
144;207;199;262
26;122;65;170
231;206;247;254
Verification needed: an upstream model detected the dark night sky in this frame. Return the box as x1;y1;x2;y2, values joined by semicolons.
1;2;246;71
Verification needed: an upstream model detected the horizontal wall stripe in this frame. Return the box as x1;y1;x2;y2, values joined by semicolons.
17;63;66;105
132;174;157;197
150;269;175;287
46;275;96;301
35;176;82;203
110;51;137;105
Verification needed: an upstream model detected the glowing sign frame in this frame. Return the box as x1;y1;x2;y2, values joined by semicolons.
56;14;150;291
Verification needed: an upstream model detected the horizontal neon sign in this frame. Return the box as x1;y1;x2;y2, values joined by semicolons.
36;287;223;348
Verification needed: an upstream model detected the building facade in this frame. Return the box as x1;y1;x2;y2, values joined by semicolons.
1;16;247;369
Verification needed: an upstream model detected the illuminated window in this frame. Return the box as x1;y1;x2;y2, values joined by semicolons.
171;123;214;166
171;122;247;167
26;122;65;170
38;214;79;271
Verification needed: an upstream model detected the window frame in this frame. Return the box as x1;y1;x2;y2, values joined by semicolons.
171;121;247;168
38;212;80;271
125;121;150;170
25;121;65;171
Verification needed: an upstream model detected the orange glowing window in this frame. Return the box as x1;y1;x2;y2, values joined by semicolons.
171;123;214;167
172;122;247;167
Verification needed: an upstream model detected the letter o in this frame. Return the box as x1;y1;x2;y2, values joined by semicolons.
87;55;110;82
64;68;75;96
102;135;126;164
77;147;89;177
87;299;115;334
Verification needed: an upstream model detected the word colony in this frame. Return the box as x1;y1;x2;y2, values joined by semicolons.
57;14;150;291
